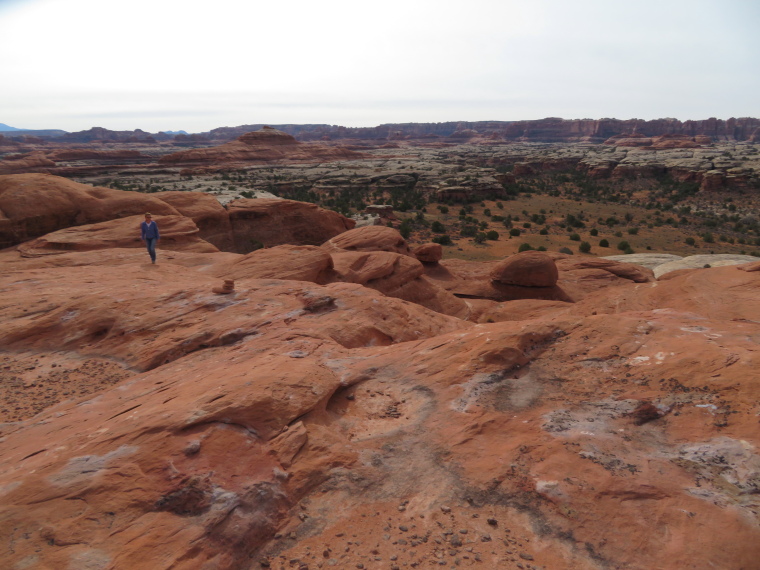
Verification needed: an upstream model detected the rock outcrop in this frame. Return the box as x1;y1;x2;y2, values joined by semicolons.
0;174;179;248
0;174;355;256
321;224;412;256
227;197;355;253
17;215;218;257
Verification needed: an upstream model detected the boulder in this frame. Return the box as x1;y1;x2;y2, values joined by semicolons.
414;242;443;264
322;225;411;256
331;250;469;318
227;198;355;253
490;251;559;287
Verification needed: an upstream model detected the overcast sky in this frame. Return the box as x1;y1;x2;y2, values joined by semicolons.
0;0;758;133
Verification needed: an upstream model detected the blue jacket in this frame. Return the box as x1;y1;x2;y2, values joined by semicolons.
141;220;160;240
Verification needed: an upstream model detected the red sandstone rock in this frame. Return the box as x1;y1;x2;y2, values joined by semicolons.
414;242;442;263
216;244;334;284
1;245;760;569
227;198;355;253
17;214;218;257
331;250;469;318
490;251;559;287
322;225;412;256
153;191;234;251
0;173;179;248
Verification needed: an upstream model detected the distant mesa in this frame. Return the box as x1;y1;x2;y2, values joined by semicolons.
158;126;368;173
0;123;22;131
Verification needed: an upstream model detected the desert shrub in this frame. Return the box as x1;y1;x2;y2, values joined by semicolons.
431;221;445;233
617;240;630;251
509;228;521;237
627;227;639;235
702;232;715;243
523;222;531;228
518;243;534;252
437;205;449;213
559;247;573;255
486;230;499;240
685;237;695;246
599;238;610;247
537;245;547;251
539;228;548;235
460;225;477;237
614;231;623;238
590;228;598;236
432;234;452;245
569;233;581;241
474;232;487;244
579;241;591;253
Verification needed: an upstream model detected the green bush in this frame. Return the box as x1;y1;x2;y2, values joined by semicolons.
518;243;534;252
685;237;696;246
589;228;598;237
579;241;591;253
486;230;499;240
559;247;573;255
569;233;581;241
539;228;548;235
509;228;521;237
432;234;452;245
599;239;610;247
703;232;715;243
431;221;446;233
627;227;639;235
617;240;630;251
474;232;487;244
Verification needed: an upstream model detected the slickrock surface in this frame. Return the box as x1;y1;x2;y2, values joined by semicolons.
17;214;218;257
1;197;759;569
0;173;179;248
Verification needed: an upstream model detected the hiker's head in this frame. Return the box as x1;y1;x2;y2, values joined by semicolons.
145;213;152;222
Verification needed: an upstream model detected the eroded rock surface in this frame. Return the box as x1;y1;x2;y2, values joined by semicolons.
1;196;759;570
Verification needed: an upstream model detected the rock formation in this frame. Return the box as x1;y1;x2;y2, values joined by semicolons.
1;188;759;570
0;174;355;255
17;214;218;257
0;174;179;248
227;197;355;253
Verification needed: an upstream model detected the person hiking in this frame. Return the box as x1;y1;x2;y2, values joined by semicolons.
140;213;160;264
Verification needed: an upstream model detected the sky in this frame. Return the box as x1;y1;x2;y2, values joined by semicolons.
0;0;758;133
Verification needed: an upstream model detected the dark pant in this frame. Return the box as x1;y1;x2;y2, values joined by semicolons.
145;238;157;262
